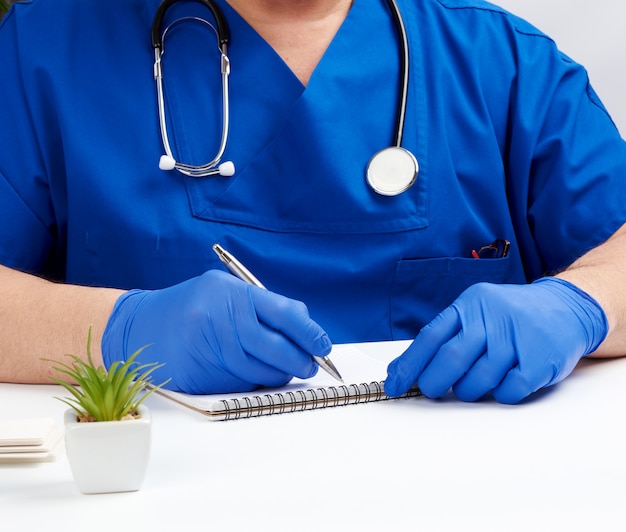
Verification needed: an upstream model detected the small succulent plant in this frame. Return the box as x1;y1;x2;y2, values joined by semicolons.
46;327;168;422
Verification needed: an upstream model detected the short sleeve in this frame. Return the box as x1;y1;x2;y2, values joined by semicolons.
0;3;62;276
505;23;626;274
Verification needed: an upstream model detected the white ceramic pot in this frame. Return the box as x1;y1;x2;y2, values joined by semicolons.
64;405;152;494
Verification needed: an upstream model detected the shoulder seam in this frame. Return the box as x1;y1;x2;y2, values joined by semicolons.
434;0;556;42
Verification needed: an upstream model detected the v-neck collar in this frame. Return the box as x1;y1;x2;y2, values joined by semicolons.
220;0;364;91
220;0;394;170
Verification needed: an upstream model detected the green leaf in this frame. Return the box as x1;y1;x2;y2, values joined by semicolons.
43;325;169;422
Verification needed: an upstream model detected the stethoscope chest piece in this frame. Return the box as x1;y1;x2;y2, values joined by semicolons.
366;146;418;196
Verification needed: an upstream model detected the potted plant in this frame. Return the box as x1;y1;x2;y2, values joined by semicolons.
46;327;168;494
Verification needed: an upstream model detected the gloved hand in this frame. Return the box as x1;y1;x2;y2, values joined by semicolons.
384;277;608;404
102;270;332;394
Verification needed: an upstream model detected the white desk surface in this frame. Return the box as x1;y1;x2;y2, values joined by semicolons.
2;341;625;531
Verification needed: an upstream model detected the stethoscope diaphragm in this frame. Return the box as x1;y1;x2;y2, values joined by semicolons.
366;147;418;196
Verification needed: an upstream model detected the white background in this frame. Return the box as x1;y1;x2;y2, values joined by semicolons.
495;0;626;136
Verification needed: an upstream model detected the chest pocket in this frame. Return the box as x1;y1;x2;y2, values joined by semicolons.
184;102;429;234
390;255;511;339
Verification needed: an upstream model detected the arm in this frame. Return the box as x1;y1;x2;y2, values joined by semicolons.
0;264;123;384
557;222;626;358
385;223;626;404
0;263;332;394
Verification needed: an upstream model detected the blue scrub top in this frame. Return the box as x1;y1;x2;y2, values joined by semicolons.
1;0;626;343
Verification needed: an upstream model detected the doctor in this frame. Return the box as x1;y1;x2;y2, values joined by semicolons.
1;0;626;403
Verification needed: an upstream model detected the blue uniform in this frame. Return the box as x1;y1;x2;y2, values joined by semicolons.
1;0;625;343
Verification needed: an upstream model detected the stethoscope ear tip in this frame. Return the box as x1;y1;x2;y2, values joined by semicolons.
159;154;177;171
218;161;235;176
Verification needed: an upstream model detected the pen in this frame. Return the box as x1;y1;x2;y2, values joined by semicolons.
212;243;344;383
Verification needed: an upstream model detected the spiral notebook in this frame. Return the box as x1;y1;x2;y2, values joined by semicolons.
155;341;421;421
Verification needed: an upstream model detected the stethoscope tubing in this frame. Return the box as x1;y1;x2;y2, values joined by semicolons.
385;0;410;148
151;0;415;191
154;16;231;176
152;0;229;49
152;0;232;177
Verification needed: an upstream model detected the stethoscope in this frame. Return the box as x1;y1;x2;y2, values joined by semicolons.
151;0;418;196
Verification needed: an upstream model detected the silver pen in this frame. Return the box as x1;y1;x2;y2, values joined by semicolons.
212;243;343;383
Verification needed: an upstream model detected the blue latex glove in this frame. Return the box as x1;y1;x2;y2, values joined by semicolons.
384;277;608;404
102;270;332;394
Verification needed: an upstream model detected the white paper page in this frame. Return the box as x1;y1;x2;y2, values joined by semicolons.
0;417;56;447
157;343;400;412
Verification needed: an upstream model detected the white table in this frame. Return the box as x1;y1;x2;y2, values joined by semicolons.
2;341;626;531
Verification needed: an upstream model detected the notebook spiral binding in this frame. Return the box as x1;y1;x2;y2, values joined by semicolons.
213;380;422;421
